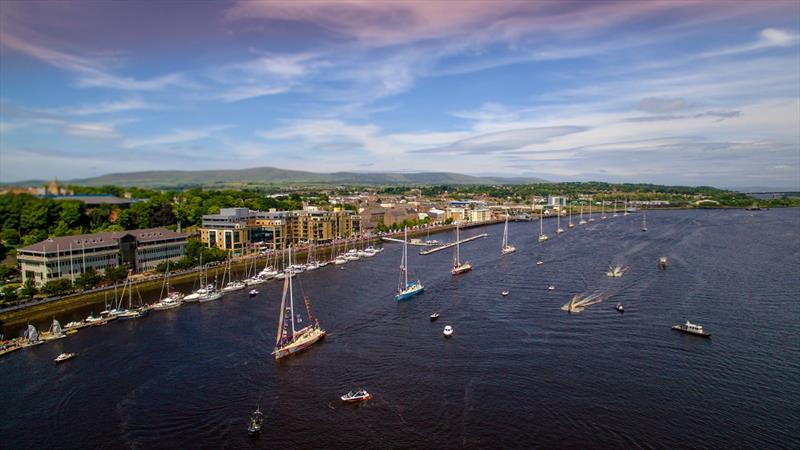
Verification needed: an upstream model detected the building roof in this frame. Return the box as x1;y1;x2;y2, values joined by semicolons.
18;227;188;254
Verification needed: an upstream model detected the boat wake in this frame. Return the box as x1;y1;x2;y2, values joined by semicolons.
561;292;604;313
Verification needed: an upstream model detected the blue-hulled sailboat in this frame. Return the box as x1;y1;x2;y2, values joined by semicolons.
395;227;424;301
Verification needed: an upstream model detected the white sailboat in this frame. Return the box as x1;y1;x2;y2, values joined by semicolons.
452;222;472;274
538;207;548;242
601;201;607;220
579;206;587;225
588;200;595;222
568;206;575;228
624;198;630;216
272;247;325;360
501;214;516;255
556;209;564;234
612;200;619;217
641;209;648;232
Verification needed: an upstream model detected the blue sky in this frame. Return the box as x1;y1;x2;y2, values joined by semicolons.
1;0;798;188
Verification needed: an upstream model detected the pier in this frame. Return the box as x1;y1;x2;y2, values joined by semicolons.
418;233;488;255
380;237;439;246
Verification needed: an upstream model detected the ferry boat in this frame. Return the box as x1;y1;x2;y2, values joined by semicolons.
395;228;424;301
451;223;472;275
341;390;372;403
672;321;711;337
247;407;264;436
272;247;326;360
54;352;76;363
443;325;454;337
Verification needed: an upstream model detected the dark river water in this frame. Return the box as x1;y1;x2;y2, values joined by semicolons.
2;209;799;449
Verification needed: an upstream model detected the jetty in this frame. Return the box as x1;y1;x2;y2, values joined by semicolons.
381;237;438;246
419;233;488;255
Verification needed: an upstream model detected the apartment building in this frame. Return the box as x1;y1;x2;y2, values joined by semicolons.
17;227;188;286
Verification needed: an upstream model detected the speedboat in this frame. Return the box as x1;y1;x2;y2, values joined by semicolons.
672;320;710;337
615;303;624;313
536;261;544;266
247;407;264;436
501;290;509;296
430;312;440;321
443;325;454;337
249;289;259;297
55;352;76;363
548;285;556;291
341;389;372;403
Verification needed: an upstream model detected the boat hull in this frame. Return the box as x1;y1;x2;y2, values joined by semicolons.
273;328;326;360
395;284;424;301
672;326;711;338
451;264;472;275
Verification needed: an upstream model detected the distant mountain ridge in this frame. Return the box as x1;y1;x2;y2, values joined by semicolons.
9;167;549;188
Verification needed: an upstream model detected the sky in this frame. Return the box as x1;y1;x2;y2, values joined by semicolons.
1;0;799;189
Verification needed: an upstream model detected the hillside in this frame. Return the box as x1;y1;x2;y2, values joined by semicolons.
54;167;549;187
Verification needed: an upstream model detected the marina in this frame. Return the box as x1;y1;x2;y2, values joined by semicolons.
1;208;798;449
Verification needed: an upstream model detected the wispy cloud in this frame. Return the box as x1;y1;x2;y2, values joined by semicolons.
121;126;229;149
63;122;119;139
702;27;800;58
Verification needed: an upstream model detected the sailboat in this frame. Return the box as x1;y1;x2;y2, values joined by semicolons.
641;209;648;232
579;206;587;225
395;227;424;301
612;200;619;217
588;200;595;222
43;319;66;341
556;209;564;234
624;198;630;216
223;256;247;292
451;222;473;274
152;262;183;310
568;206;575;228
601;201;607;220
272;247;326;360
501;214;516;255
538;208;548;242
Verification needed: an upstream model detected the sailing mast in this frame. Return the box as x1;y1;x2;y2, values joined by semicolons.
454;223;460;267
288;247;296;336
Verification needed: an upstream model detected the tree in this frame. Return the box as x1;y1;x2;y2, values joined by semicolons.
19;278;37;299
1;284;19;302
74;269;102;291
0;265;19;281
21;230;48;246
1;228;20;246
41;279;72;296
103;265;129;284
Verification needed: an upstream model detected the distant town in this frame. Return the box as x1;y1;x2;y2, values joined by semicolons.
0;177;797;306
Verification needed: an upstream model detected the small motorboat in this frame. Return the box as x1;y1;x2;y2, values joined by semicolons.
501;290;509;296
247;407;264;436
249;289;259;298
548;285;556;291
55;352;76;363
536;261;544;266
430;312;440;321
341;389;372;403
615;303;624;313
443;325;454;337
672;320;711;338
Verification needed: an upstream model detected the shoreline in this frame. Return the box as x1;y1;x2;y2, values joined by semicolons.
0;220;501;331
